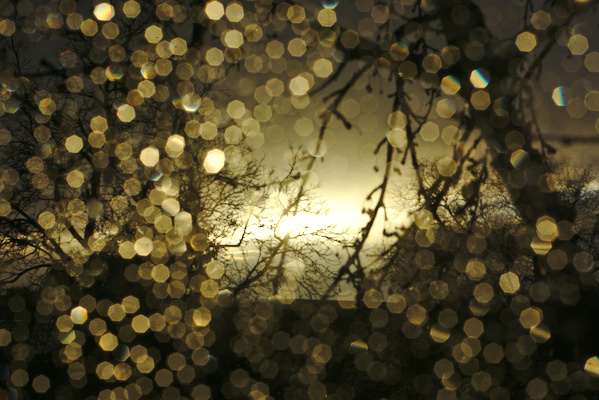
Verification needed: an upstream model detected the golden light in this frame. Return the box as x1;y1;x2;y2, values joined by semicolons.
248;212;349;238
203;149;225;174
93;3;115;21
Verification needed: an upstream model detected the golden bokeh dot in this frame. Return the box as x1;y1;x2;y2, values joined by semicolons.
70;306;88;324
363;289;383;308
205;1;225;20
0;19;16;36
224;126;242;144
140;146;160;167
465;259;486;281
584;356;599;377
441;75;461;95
573;251;594;273
288;38;307;57
266;40;285;59
287;5;306;23
99;333;118;351
463;318;484;338
123;178;141;196
93;3;115;21
585;90;599;111
437;157;457;177
531;324;551;343
138;80;156;98
205;260;225;279
0;329;12;347
546;360;567;380
516;31;537;52
80;19;98;36
0;128;11;146
386;129;407;148
192;307;212;326
536;216;558;242
123;1;140;18
66;13;83;30
39;98;56;115
473;282;494;303
90;115;108;132
66;170;85;188
519;307;542;329
222;29;244;49
132;315;150;333
122;296;140;313
108;304;126;322
161;198;180;216
10;370;29;388
155;369;174;387
200;280;219;298
134;237;153;256
190;233;209;251
65;135;83;153
289;75;310;96
471;90;491;110
568;34;589;55
227;100;246;119
166;134;185;158
526;378;548;399
206;48;224;66
117;104;135;122
406;304;427;325
155;59;172;76
499;272;520;293
151;264;170;282
154;215;172;233
531;10;551;30
584;51;599;72
225;2;244;22
420;121;439;142
32;375;50;393
313;58;333;78
118;241;136;259
317;9;337;27
203;149;226;174
144;25;163;44
66;76;84;93
56;314;74;332
89;318;107;336
102;22;119;39
170;37;187;56
483;343;503;364
429;280;449;300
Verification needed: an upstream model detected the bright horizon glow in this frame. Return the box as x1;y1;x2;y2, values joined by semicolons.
241;206;413;242
246;211;367;239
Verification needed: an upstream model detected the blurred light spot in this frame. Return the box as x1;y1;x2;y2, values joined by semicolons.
350;340;368;351
204;149;225;174
441;75;461;95
70;306;87;324
584;356;599;377
205;1;225;20
568;34;588;55
516;31;537;52
499;272;520;294
93;3;115;21
470;69;489;88
552;86;568;106
510;149;528;168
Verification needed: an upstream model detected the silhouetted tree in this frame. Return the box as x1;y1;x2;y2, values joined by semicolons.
2;0;599;399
